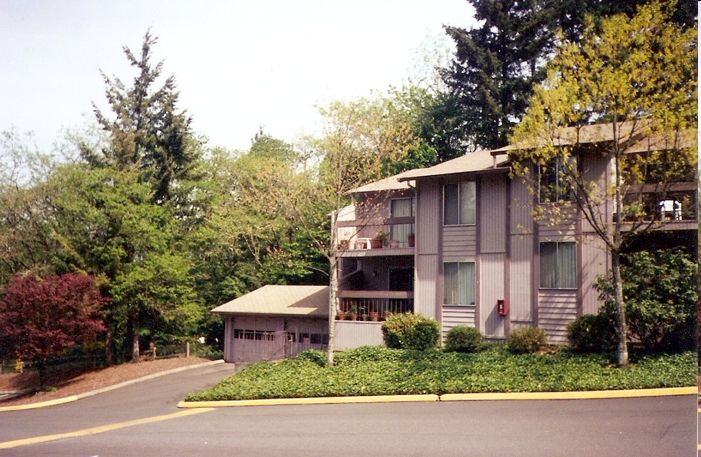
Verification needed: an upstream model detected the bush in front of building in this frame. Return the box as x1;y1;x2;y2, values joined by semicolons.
595;248;697;352
506;327;548;354
381;312;440;351
566;314;617;353
444;325;484;353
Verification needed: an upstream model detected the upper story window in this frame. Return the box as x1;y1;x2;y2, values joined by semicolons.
539;157;576;203
444;182;476;225
390;197;414;218
539;241;577;289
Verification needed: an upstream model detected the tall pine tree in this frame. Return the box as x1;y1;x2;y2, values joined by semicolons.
90;30;199;205
442;0;695;153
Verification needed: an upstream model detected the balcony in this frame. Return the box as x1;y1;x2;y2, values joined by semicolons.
336;219;415;258
620;182;697;231
337;290;414;321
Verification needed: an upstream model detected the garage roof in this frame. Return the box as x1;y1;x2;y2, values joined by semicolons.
211;285;329;317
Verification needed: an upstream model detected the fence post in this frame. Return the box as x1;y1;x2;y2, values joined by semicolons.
186;342;190;358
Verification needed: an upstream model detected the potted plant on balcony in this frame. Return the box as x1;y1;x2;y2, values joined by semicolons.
407;233;415;247
349;304;359;321
390;239;399;248
370;309;380;321
337;308;346;320
371;230;387;249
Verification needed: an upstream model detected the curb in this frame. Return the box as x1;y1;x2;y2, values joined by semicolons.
0;360;225;412
178;386;697;408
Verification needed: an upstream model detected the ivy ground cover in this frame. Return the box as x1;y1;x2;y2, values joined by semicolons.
185;346;696;402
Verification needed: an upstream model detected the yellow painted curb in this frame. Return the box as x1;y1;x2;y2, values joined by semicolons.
0;395;79;412
440;387;697;402
179;387;696;408
178;394;440;408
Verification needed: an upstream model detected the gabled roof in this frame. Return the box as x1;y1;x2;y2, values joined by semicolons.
398;149;510;181
212;285;329;317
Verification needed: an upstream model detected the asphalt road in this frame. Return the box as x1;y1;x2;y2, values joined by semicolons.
0;363;696;457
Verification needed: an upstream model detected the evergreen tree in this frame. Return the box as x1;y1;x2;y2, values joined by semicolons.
90;30;199;205
443;0;558;150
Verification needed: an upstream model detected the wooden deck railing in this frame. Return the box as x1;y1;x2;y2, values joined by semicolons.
338;290;414;321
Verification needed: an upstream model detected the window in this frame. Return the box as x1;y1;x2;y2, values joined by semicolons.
539;242;577;289
444;182;476;225
444;262;476;306
390;198;415;246
539;157;576;203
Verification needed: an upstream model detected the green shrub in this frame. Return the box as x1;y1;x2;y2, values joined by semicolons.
295;349;327;367
595;249;697;352
381;313;440;351
444;325;483;353
567;314;616;353
506;327;548;354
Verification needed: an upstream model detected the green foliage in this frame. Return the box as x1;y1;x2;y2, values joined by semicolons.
506;327;549;355
381;313;440;351
295;349;327;368
567;314;617;353
185;345;696;401
444;325;484;353
595;249;697;352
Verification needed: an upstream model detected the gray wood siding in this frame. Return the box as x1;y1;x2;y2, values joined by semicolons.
538;290;578;344
415;180;441;319
480;253;506;338
509;233;534;322
441;306;477;340
479;173;507;253
443;226;476;259
510;176;534;235
334;321;384;350
580;234;608;315
415;255;439;318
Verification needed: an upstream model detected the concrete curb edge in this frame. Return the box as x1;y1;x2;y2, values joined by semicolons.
178;386;697;408
0;359;225;412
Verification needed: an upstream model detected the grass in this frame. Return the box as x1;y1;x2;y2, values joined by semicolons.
185;345;696;402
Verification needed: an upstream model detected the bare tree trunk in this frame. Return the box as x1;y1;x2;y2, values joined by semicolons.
105;328;113;365
612;249;629;367
131;317;140;362
326;210;339;367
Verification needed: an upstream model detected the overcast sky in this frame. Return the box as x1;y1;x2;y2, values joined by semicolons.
1;0;476;154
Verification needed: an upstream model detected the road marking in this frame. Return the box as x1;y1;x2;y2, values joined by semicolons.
0;408;215;449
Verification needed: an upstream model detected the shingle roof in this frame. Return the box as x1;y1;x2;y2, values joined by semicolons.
211;285;329;317
398;149;510;181
349;169;416;193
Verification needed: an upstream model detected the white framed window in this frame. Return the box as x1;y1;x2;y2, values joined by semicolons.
444;182;476;225
444;262;476;306
539;241;577;289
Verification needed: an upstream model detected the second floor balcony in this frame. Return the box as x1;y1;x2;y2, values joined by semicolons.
336;219;415;258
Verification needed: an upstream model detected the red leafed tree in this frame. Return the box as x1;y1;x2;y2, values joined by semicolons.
0;273;107;386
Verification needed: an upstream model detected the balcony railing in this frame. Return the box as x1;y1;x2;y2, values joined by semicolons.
338;290;413;321
621;183;697;223
336;219;415;255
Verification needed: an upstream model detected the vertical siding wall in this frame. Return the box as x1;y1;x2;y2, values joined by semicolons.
479;173;507;338
580;234;609;315
509;177;535;326
415;180;441;319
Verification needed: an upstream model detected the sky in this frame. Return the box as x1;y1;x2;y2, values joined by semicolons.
1;0;476;155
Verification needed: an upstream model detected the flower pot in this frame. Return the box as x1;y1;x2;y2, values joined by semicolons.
390;240;399;248
350;313;358;321
370;311;380;322
371;238;383;249
407;234;415;247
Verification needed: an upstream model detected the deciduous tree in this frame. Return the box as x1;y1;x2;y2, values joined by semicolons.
0;273;107;386
510;2;697;366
